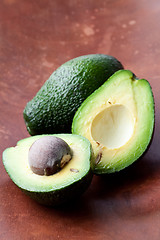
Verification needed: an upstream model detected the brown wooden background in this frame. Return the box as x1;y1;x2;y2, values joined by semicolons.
0;0;160;239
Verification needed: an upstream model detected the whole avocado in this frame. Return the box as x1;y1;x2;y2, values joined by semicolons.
23;54;123;135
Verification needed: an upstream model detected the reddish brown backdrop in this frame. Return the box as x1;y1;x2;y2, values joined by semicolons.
0;0;160;239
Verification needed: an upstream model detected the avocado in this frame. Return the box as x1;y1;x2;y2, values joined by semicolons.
23;54;123;135
72;70;154;174
2;134;93;206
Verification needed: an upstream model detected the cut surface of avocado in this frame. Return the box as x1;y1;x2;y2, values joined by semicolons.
91;104;135;149
72;70;154;174
2;134;93;206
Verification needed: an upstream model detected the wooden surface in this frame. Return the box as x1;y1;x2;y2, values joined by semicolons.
0;0;160;239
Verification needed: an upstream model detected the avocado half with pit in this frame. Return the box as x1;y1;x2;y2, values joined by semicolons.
72;70;154;174
2;134;93;206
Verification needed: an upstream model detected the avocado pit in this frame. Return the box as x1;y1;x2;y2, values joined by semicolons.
28;136;72;176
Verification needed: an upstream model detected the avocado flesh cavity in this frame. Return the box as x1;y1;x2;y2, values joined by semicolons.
23;54;123;135
72;70;154;174
91;104;135;149
2;134;93;206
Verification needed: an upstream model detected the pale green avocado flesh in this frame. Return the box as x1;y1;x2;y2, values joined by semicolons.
2;134;93;206
72;70;154;174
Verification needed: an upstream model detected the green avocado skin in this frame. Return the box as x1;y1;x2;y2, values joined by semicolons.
21;169;93;206
23;54;123;135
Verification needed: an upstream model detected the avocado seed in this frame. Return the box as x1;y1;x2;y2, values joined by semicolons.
28;136;72;176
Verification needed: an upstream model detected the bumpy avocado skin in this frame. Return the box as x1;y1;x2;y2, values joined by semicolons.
23;54;123;135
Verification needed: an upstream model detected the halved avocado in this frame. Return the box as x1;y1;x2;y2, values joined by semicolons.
72;70;154;174
2;134;93;206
